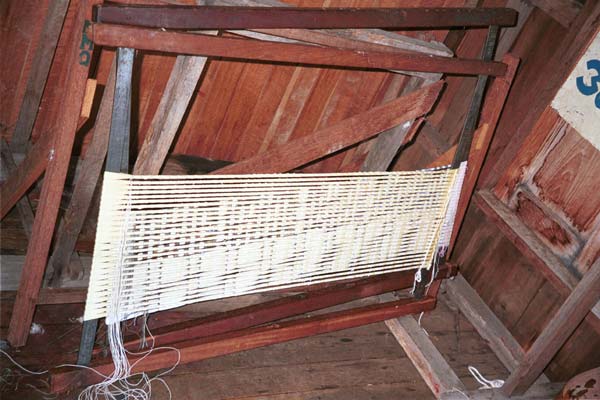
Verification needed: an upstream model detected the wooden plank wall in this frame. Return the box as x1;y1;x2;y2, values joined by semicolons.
2;0;598;383
449;3;600;384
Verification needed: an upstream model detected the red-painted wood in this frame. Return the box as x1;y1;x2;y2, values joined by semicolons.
6;0;97;347
92;24;508;76
211;81;443;174
115;264;457;351
50;295;437;393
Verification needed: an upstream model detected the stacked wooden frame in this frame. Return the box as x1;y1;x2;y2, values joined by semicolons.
6;2;596;399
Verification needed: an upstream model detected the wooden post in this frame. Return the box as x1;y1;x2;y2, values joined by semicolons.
6;0;96;347
501;259;600;396
77;47;134;366
46;60;117;286
451;25;499;168
447;53;519;255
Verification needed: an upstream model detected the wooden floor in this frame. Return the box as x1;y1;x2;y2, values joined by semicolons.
0;288;508;400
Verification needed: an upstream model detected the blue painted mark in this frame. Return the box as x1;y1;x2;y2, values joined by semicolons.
575;59;600;109
79;20;93;66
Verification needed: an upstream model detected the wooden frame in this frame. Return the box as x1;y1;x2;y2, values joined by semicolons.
1;3;535;398
50;265;456;392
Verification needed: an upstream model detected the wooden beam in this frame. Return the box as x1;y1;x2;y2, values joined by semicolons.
447;54;519;254
229;29;449;80
6;0;95;347
106;48;134;174
444;274;548;383
215;0;452;80
115;264;457;351
50;294;437;393
386;313;466;398
10;0;70;153
92;24;508;76
451;25;499;168
211;81;443;175
502;259;600;396
475;190;600;327
46;60;117;286
133;51;212;175
95;5;518;30
360;78;432;172
77;46;135;367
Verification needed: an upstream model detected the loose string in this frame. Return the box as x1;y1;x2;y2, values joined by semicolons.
0;320;180;400
468;365;504;390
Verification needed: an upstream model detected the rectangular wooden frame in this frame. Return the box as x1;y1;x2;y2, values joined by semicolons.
2;3;520;396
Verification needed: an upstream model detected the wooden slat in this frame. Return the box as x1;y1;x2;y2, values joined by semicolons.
6;0;96;347
475;190;600;326
80;79;97;119
10;0;70;153
46;61;117;286
50;295;437;393
95;5;518;30
92;24;508;77
38;288;87;304
386;314;466;398
106;47;134;174
211;81;443;174
502;259;600;396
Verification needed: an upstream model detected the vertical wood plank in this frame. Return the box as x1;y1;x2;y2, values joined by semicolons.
46;60;116;286
7;0;95;347
448;54;519;255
